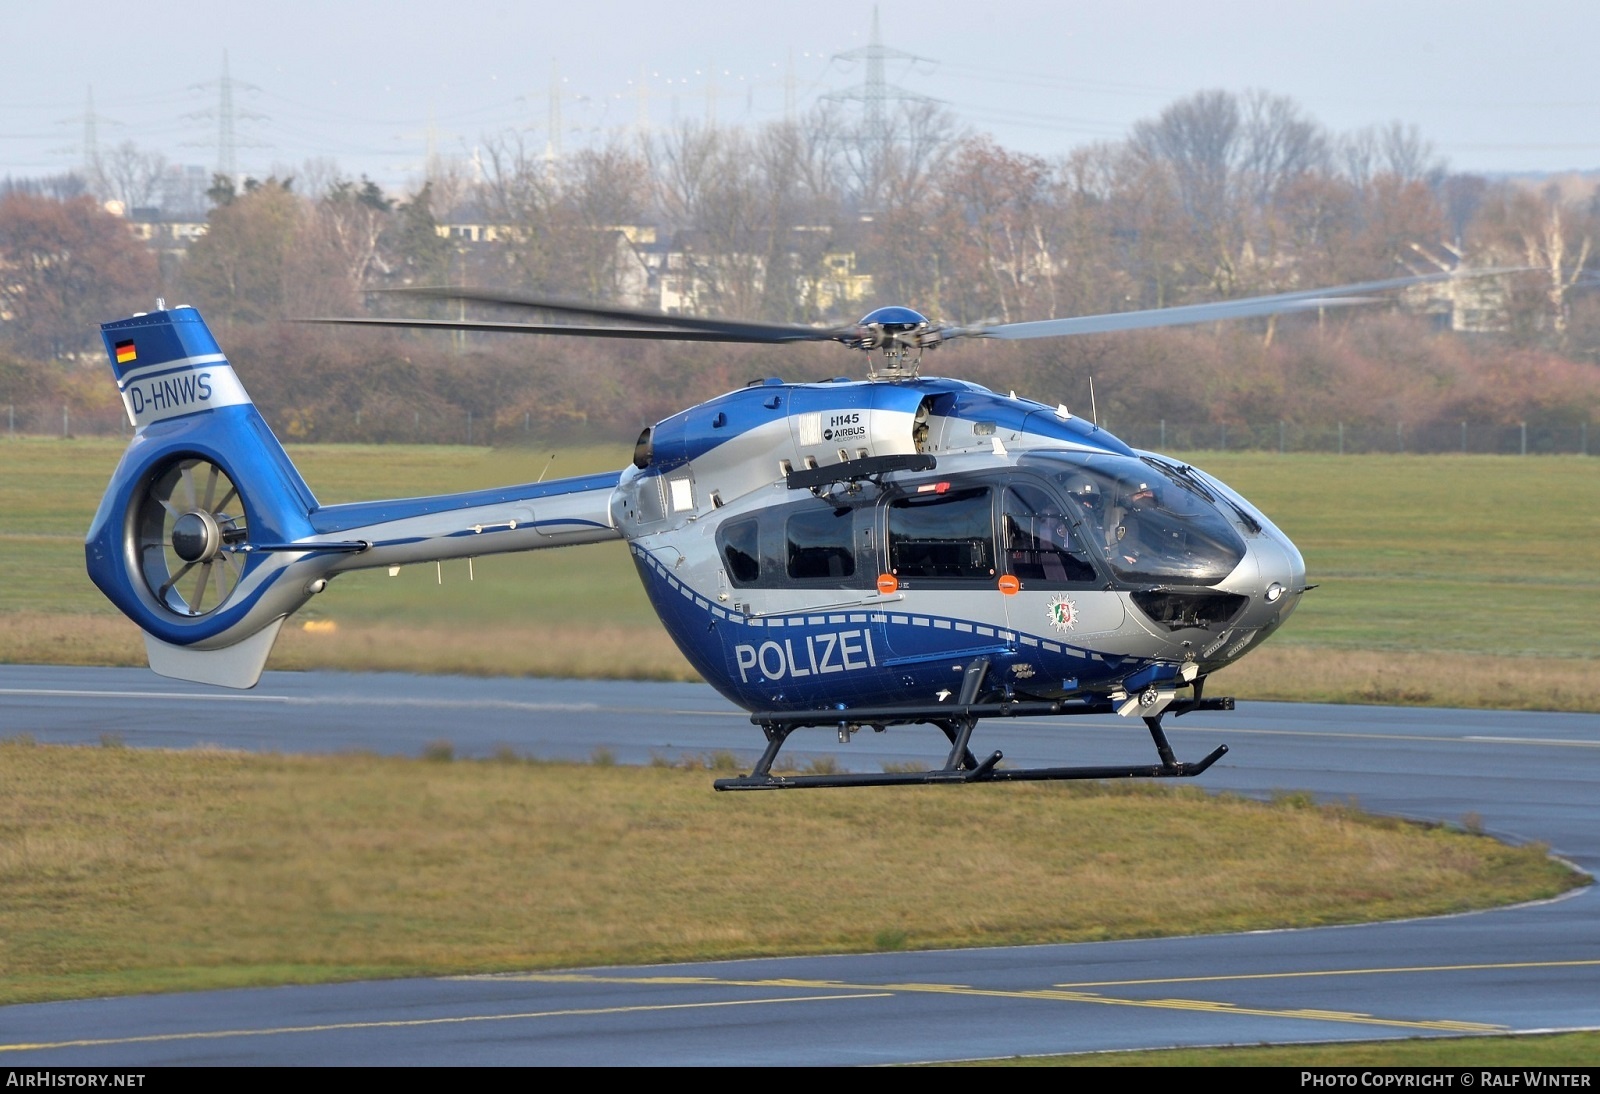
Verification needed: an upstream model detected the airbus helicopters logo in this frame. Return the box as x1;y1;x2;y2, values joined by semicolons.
822;411;866;442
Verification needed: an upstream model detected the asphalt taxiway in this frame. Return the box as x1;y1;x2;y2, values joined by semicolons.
1;666;1595;1064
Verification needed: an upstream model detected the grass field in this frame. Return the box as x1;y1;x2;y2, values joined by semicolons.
0;739;1579;1008
3;437;1596;708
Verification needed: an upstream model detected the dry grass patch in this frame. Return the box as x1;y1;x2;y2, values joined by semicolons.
6;612;1595;712
0;612;700;682
0;612;146;667
0;740;1580;1005
1211;645;1600;712
269;618;698;680
970;1030;1600;1067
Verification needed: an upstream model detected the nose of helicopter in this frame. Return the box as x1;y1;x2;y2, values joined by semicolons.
1221;526;1307;638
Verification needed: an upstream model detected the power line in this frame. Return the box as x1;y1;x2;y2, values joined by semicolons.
185;51;269;179
824;6;938;148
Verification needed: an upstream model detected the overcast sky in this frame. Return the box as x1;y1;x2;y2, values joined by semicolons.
4;0;1597;195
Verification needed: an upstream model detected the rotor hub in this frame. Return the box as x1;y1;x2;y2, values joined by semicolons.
854;307;938;379
171;510;223;564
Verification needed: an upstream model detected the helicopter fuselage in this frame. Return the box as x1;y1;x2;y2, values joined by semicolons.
612;375;1305;714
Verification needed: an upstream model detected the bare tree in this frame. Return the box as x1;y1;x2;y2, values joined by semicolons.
788;107;850;212
316;175;392;296
751;122;814;320
647;123;770;316
935;137;1052;323
1491;185;1594;338
93;141;169;211
421;153;474;223
1130;89;1241;231
562;143;649;302
743;111;859;322
479;131;572;293
1380;121;1446;185
1237;91;1329;209
0;192;158;357
1041;143;1138;318
0;172;90;201
875;101;958;213
1342;121;1446;188
647;122;721;232
843;102;961;314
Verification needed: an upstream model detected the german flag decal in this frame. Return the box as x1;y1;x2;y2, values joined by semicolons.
114;339;137;365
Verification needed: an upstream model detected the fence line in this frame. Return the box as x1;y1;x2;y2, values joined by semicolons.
0;403;555;448
1106;419;1593;456
3;403;1595;456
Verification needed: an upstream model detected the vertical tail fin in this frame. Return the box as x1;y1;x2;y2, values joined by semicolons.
86;306;322;688
106;306;255;430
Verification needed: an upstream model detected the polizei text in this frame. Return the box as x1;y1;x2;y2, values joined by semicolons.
734;629;878;683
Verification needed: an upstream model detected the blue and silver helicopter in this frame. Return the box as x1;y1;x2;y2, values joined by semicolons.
84;278;1425;789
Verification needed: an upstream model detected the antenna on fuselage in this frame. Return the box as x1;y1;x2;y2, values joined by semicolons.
1089;377;1099;426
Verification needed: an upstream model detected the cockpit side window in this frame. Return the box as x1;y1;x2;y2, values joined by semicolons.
1002;483;1098;585
888;486;995;580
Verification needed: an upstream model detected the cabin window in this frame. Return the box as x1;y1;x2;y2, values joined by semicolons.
1002;484;1098;584
786;507;856;580
719;519;761;584
888;486;995;580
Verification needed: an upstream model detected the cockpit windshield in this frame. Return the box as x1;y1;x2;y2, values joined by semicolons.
1020;452;1248;585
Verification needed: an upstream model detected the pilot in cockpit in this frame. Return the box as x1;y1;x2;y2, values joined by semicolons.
1060;476;1107;540
1108;482;1157;564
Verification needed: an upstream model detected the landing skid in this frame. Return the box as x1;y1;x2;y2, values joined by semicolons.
714;658;1231;791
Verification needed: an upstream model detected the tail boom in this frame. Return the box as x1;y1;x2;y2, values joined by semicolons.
86;305;620;689
308;471;622;574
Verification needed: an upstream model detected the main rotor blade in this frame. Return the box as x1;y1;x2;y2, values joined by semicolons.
315;269;1524;349
299;317;828;343
380;287;846;344
956;271;1487;342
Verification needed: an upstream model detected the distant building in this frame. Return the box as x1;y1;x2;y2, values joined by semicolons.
128;209;209;250
1402;244;1514;334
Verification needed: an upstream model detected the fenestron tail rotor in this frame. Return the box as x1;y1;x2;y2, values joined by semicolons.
136;457;249;617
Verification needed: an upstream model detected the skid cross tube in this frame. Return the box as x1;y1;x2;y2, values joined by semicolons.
712;692;1233;791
